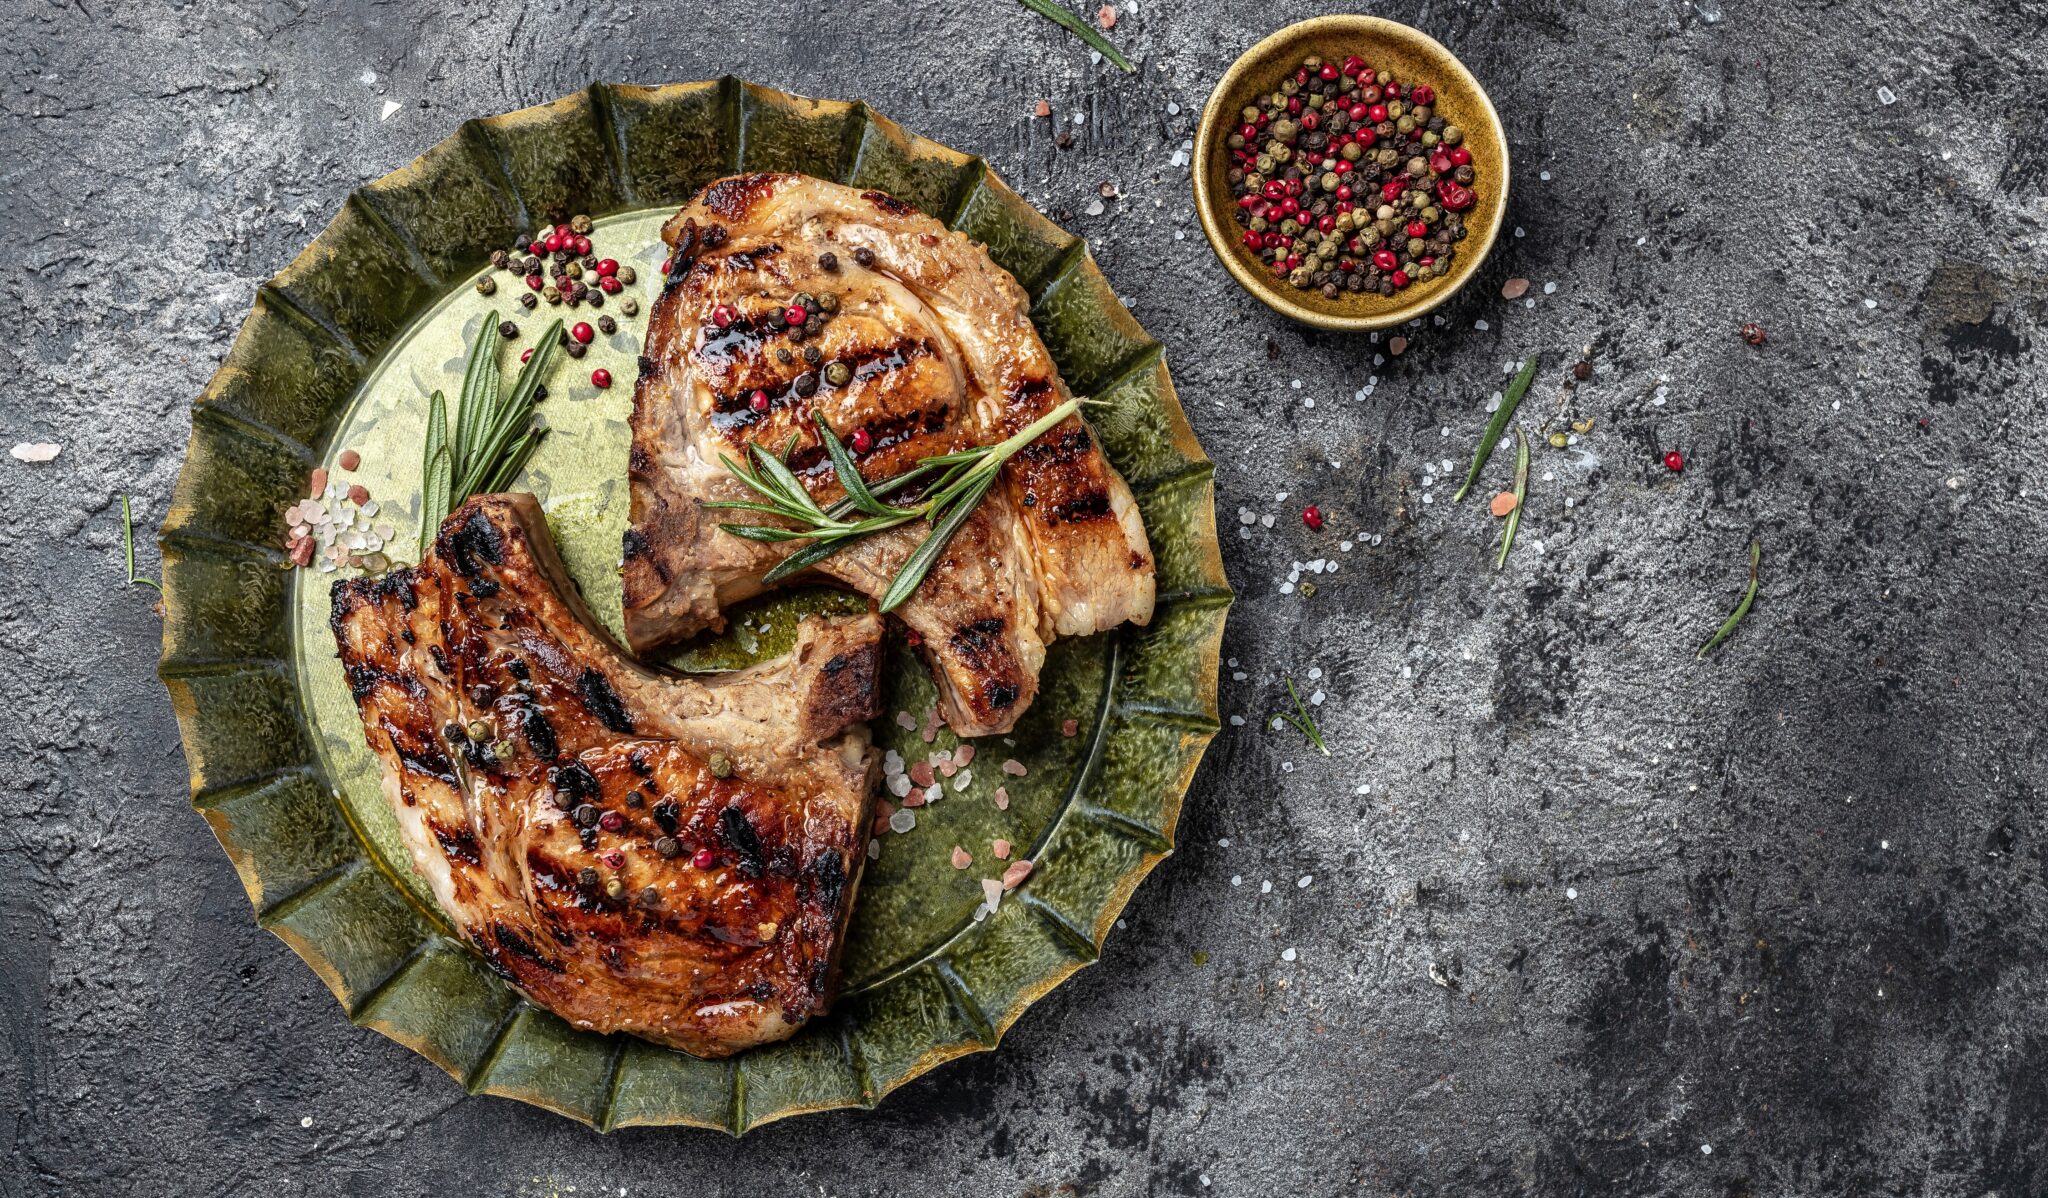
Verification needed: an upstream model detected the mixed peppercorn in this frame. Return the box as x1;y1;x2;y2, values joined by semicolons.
476;213;641;343
1226;52;1480;298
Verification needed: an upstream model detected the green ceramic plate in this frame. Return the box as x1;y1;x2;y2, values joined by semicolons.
158;80;1229;1133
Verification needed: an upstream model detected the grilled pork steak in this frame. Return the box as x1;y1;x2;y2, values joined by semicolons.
622;173;1155;736
330;494;881;1057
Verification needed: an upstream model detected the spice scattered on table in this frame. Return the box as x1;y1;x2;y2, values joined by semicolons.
1741;322;1768;346
10;442;60;463
1494;426;1530;570
1225;52;1480;297
1034;99;1053;118
1096;4;1116;29
1268;677;1330;755
1663;450;1685;472
1501;277;1529;300
1453;354;1538;501
1016;0;1133;71
1698;542;1761;659
1488;491;1518;518
337;449;362;471
1301;504;1324;530
121;496;161;593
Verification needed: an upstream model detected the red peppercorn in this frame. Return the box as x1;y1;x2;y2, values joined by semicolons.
850;427;873;453
600;849;625;869
1318;62;1340;80
525;273;543;291
1381;180;1405;203
591;368;612;389
1286;96;1303;115
749;389;770;413
1263;179;1287;201
1449;146;1472;167
1242;230;1264;251
544;233;564;252
1435;180;1475;211
1300;111;1320;132
1336;200;1355;215
1406;220;1429;238
1240;122;1258;140
570;321;594;344
1316;215;1336;233
595;258;619;277
573;236;592;256
1302;505;1324;530
692;849;718;869
1367;103;1388;123
1373;248;1399;270
711;304;736;328
528;240;546;256
554;223;574;239
599;276;622;293
1348;103;1369;121
1333;159;1353;175
1356;127;1377;148
1664;450;1685;472
1410;84;1435;105
1391;269;1411;287
784;303;808;325
1429;149;1454;175
598;810;624;832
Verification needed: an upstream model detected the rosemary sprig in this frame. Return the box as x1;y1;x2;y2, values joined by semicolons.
1495;425;1530;570
1017;0;1134;72
711;396;1083;610
1268;678;1330;756
418;313;563;555
1453;354;1539;503
121;495;161;592
1698;542;1761;659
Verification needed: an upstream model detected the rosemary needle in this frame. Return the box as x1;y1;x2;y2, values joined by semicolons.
1017;0;1134;72
1494;425;1530;570
1698;542;1761;659
1269;678;1330;756
1454;354;1539;503
121;495;161;592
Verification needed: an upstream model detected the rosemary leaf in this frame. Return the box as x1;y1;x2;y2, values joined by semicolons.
880;472;995;612
1697;542;1761;659
816;412;894;517
719;523;817;544
1494;425;1530;570
452;313;498;483
748;441;830;523
1454;354;1539;503
419;390;453;556
1016;0;1134;72
1270;678;1330;756
121;495;161;592
761;534;861;584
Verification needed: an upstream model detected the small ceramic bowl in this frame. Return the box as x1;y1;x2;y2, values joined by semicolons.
1193;16;1510;332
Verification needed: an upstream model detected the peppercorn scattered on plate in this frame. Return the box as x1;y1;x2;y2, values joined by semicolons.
157;80;1229;1132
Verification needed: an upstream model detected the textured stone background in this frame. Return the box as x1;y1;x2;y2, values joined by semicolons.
5;0;2046;1194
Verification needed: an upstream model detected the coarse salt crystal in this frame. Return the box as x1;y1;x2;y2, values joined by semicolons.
1260;880;1272;894
954;743;975;766
1281;947;1297;962
994;786;1009;810
951;846;972;869
1001;759;1027;777
902;792;926;809
1061;718;1079;737
895;711;917;731
981;877;1005;910
954;768;973;792
993;839;1012;860
1002;860;1034;889
889;810;917;833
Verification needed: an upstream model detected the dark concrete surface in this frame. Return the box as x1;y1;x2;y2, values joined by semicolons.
5;0;2047;1194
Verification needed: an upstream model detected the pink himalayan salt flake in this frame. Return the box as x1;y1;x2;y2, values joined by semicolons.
902;791;926;809
1389;336;1409;356
992;839;1012;860
938;759;957;778
288;536;315;567
1033;100;1052;118
1001;758;1028;777
1501;277;1530;300
338;449;362;471
1063;719;1081;737
894;711;917;731
1002;860;1034;890
1097;4;1116;29
920;723;937;745
308;467;328;497
909;761;934;787
994;786;1009;810
980;877;1005;910
9;442;60;463
951;846;972;870
954;743;975;766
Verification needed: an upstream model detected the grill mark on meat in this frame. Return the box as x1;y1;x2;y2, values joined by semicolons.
1049;490;1113;524
636;354;658;383
861;189;917;217
382;719;458;787
548;760;600;804
805;850;847;911
704;175;777;220
477;921;565;979
429;818;481;866
516;696;559;761
803;641;882;742
577;668;634;734
718;805;767;879
443;506;506;577
943;618;1023;715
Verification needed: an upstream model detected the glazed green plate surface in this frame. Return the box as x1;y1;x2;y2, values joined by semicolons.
159;80;1229;1132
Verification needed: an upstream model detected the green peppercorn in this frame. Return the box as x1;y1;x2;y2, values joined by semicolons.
1549;432;1569;449
620;298;638;317
1280;218;1302;237
615;264;636;285
1442;124;1464;146
1321;171;1340;192
708;751;733;778
1397;116;1416;134
1271;144;1293;164
1288;267;1312;288
1412;105;1432;122
604;876;626;900
1255;154;1275;174
474;275;496;296
818;292;838;313
1341;142;1363;162
825;361;852;387
1281;78;1300;97
466;719;490;741
1408;237;1426;257
570;214;593;235
1271;118;1298;144
565;260;583;279
1421;131;1440;148
1302;55;1323;69
1241;105;1261;124
1423;206;1442;223
1228;133;1246;151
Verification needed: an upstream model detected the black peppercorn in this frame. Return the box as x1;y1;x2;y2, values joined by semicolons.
802;345;822;366
566;342;586;359
852;247;876;268
819;251;838;272
655;836;682;859
518;292;537;310
573;803;599;828
792;371;818;397
1573;360;1593;380
498;321;519;339
490;250;510;269
598;315;617;335
577;866;601;889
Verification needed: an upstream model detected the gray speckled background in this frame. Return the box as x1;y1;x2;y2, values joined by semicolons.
5;0;2046;1194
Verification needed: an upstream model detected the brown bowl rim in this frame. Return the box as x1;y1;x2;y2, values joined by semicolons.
1192;15;1512;332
